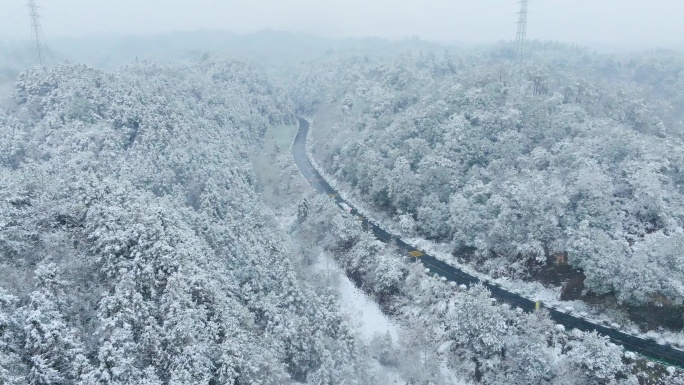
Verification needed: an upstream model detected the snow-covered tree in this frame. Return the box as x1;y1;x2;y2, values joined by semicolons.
23;263;91;385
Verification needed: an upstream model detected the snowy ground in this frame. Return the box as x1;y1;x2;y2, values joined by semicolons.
313;250;473;384
313;252;410;384
315;252;400;341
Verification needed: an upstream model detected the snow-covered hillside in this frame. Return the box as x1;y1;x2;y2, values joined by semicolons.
0;59;371;384
296;45;684;310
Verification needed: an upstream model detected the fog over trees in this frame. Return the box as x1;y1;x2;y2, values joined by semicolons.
1;17;683;385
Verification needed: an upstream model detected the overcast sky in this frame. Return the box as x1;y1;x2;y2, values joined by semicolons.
0;0;681;48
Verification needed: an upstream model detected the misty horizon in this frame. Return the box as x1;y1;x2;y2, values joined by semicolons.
1;0;683;51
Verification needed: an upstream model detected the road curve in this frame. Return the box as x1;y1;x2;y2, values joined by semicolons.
293;116;684;368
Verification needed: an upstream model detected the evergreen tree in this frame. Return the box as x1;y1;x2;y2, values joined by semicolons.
23;263;91;385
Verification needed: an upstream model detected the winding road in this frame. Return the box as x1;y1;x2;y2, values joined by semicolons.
293;116;684;368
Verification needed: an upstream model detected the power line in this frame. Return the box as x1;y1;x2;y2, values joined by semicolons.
27;0;45;65
513;0;528;80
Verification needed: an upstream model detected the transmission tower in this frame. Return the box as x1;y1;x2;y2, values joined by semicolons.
27;0;45;65
513;0;528;80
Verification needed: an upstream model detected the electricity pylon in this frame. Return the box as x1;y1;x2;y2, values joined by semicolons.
27;0;45;65
513;0;528;81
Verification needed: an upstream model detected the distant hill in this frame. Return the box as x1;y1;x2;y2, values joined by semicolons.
1;30;449;73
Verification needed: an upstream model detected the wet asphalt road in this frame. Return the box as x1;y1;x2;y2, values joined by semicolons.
292;116;684;368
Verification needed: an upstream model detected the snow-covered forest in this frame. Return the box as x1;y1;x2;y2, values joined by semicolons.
1;28;684;384
295;193;644;384
0;58;380;384
298;42;684;312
